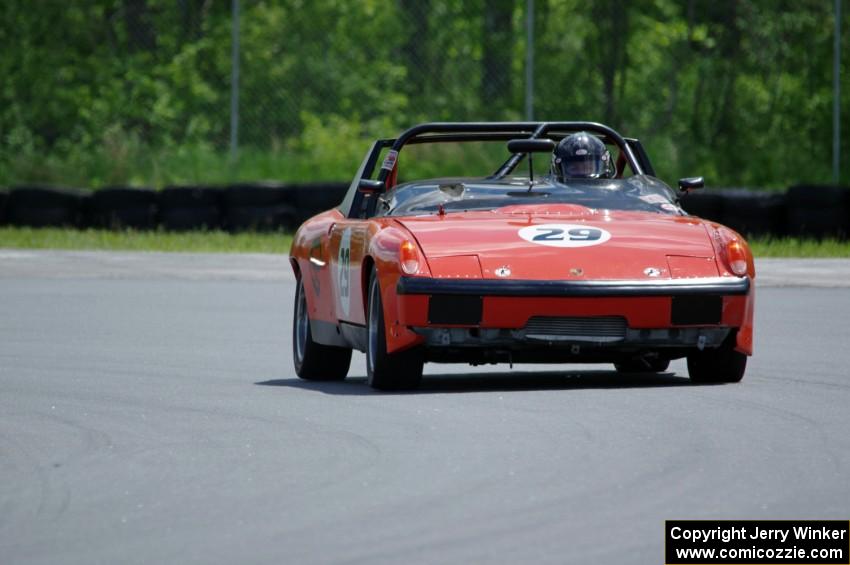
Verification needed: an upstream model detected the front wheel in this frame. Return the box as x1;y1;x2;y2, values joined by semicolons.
687;344;747;383
366;270;423;390
293;277;352;380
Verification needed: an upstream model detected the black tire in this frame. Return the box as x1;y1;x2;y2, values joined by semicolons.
291;182;349;225
293;278;351;380
8;185;86;227
88;187;158;229
92;186;157;207
615;357;670;373
0;190;9;225
159;186;223;231
160;185;222;207
787;184;849;207
225;204;295;232
160;206;222;231
224;182;290;207
687;344;747;383
719;189;786;238
679;191;724;222
786;185;849;239
366;269;424;390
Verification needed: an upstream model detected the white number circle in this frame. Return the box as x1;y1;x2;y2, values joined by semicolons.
518;223;611;248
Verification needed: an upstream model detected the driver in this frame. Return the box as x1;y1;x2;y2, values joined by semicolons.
551;132;614;180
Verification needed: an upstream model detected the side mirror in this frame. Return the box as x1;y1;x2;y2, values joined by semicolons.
678;177;704;191
358;179;384;193
507;139;556;154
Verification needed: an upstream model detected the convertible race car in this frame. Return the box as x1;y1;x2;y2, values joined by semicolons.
290;122;754;390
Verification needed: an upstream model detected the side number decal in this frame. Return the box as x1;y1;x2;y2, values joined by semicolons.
336;228;352;317
519;224;611;248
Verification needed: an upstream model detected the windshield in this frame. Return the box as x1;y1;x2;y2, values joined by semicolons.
376;175;684;217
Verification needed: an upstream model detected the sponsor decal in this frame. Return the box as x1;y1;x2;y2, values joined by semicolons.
495;266;511;277
644;267;663;277
336;228;352;317
381;150;399;171
518;223;611;248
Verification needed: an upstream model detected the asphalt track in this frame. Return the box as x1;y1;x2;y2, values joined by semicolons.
2;250;849;565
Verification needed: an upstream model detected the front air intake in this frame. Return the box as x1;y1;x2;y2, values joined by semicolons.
428;295;483;325
524;316;627;342
671;295;722;325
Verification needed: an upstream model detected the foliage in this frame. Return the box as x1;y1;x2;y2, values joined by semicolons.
1;0;847;188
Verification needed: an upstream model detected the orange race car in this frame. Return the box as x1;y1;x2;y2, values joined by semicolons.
290;122;754;390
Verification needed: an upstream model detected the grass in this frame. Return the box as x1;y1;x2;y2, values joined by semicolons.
0;227;293;254
748;237;850;258
1;227;849;258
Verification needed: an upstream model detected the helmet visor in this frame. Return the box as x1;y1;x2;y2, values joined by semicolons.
562;155;606;178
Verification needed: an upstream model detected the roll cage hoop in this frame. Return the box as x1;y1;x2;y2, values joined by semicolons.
341;121;656;219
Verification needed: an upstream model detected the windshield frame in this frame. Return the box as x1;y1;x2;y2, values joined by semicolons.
376;175;684;218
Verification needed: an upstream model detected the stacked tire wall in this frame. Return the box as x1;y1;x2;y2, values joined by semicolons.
0;182;348;233
679;186;849;239
0;182;848;239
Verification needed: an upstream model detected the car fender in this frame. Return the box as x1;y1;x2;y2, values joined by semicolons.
365;222;429;354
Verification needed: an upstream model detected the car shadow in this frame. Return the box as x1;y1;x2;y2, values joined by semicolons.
255;369;713;395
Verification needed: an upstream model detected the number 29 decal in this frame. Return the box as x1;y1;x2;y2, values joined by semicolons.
518;223;611;248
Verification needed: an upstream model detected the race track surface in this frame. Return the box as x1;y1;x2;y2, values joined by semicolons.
2;251;849;564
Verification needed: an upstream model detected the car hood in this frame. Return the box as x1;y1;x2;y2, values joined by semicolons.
395;205;719;281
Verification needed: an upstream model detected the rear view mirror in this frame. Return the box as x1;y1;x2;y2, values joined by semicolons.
678;177;704;191
507;139;556;154
358;179;384;193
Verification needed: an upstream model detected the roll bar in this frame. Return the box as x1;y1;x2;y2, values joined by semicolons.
375;121;645;183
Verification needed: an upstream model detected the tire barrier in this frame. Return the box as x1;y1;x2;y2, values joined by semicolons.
290;182;349;225
0;189;8;225
678;191;725;223
159;185;222;231
7;185;87;227
88;186;158;229
715;189;787;238
786;185;849;239
223;182;295;232
3;183;848;239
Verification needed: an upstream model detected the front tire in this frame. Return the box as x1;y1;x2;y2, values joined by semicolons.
687;343;747;383
366;270;423;390
293;277;352;380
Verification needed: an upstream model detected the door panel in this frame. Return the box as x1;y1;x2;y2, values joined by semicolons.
328;220;369;325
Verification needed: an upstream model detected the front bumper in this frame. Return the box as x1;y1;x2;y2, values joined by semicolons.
392;276;750;358
397;276;750;297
